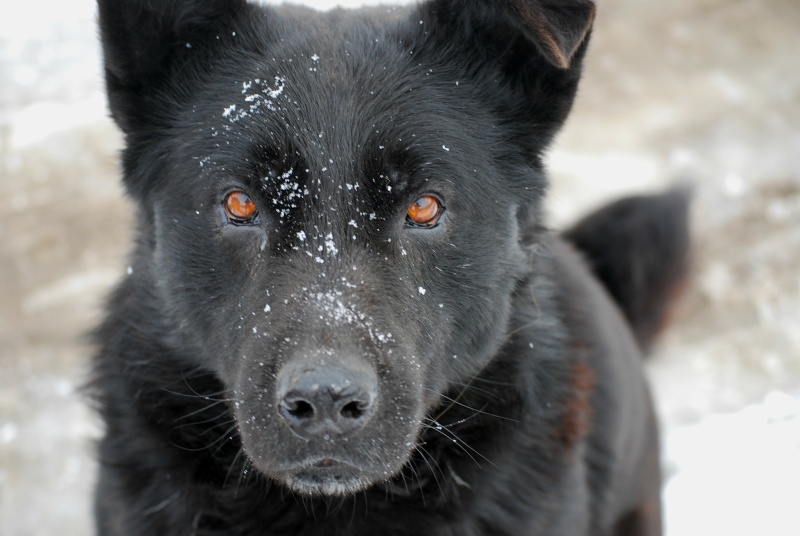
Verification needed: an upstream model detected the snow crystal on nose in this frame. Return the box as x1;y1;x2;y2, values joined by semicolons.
305;287;393;346
222;104;236;118
324;234;338;257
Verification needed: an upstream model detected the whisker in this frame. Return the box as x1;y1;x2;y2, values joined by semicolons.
170;420;237;453
172;399;230;423
429;411;482;430
445;380;506;402
426;389;519;423
416;445;445;500
422;418;498;470
211;423;240;456
172;413;230;430
468;376;514;387
407;456;427;507
161;387;234;402
196;419;238;437
236;458;256;497
224;447;245;488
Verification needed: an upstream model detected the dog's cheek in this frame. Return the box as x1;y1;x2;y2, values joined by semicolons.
422;213;528;386
148;204;270;367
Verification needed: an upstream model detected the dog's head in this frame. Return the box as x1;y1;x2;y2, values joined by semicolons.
99;0;594;496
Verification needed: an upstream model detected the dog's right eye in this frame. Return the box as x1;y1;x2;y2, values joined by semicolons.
406;195;444;228
223;190;259;224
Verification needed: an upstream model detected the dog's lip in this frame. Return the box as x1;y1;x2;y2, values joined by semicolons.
268;455;362;477
277;457;376;496
293;456;359;471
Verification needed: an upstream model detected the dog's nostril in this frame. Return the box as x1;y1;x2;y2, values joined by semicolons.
340;400;367;420
281;399;314;421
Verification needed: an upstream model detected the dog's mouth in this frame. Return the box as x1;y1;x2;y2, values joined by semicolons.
277;457;376;496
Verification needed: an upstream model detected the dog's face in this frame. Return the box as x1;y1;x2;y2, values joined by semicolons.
99;0;594;496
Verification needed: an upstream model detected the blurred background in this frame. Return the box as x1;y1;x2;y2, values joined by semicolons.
1;0;798;534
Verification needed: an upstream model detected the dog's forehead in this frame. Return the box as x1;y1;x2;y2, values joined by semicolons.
207;19;459;198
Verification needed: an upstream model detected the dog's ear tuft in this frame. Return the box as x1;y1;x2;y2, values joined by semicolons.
510;0;596;69
97;0;250;133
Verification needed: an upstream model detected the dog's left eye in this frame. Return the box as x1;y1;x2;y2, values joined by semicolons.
224;190;259;224
406;195;444;227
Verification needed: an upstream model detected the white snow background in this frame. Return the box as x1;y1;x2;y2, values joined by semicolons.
1;1;799;535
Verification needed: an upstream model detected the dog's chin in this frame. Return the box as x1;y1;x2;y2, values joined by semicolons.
276;460;380;497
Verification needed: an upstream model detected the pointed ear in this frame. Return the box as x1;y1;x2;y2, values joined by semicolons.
416;0;596;157
510;0;596;69
97;0;250;133
423;0;596;70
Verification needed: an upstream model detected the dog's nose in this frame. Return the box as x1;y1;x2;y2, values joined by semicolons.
277;364;377;440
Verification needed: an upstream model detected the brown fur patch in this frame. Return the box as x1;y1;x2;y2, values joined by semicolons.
558;348;596;447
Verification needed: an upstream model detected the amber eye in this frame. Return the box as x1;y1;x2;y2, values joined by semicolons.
224;190;258;223
406;195;444;227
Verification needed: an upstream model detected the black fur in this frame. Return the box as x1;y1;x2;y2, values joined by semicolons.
90;1;686;534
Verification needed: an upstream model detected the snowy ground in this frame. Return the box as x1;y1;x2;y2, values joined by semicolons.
1;1;798;535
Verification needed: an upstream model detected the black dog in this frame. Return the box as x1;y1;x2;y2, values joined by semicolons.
91;0;689;534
